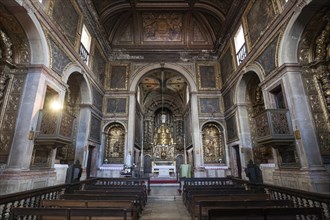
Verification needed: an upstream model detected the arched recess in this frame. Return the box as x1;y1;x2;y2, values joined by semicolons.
59;67;92;165
235;68;272;166
127;63;199;170
103;123;126;164
201;122;226;164
1;0;50;66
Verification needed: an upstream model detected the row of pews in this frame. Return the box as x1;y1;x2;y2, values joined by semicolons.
9;178;149;220
180;177;325;220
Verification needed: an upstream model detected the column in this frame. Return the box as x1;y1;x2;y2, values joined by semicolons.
282;70;323;169
190;92;203;172
126;92;136;167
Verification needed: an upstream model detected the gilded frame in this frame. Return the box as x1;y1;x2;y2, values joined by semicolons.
106;63;129;91
198;97;221;114
196;63;221;90
105;97;128;116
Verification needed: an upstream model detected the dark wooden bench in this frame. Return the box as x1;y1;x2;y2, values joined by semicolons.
189;193;271;220
9;207;131;220
75;189;147;204
183;186;247;205
198;200;293;220
60;194;144;213
207;207;324;220
41;199;138;220
182;185;245;201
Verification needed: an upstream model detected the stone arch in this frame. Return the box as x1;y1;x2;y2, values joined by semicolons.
130;63;197;93
1;1;49;66
278;0;329;65
62;64;92;105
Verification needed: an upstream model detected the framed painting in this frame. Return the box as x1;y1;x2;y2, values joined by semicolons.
199;97;221;114
197;63;220;90
106;97;128;115
107;63;129;90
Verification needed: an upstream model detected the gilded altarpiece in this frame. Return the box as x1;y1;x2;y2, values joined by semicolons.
202;124;225;163
299;9;330;159
104;123;125;164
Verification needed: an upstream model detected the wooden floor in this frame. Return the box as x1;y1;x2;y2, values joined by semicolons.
141;185;191;220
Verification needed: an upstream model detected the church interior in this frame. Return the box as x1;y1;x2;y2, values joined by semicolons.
0;0;330;218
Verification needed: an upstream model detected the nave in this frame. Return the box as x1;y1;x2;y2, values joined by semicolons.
3;177;328;220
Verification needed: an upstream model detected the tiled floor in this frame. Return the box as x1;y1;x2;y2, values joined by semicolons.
140;185;191;220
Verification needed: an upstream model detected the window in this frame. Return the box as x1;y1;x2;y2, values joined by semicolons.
80;25;91;63
234;25;247;65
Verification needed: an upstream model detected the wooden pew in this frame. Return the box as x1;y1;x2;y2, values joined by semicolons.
41;199;138;220
207;207;324;220
182;185;245;203
189;193;271;220
75;189;147;204
10;207;130;220
183;186;247;205
198;200;293;220
60;194;143;213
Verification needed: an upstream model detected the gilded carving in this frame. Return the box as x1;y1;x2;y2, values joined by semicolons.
142;12;182;42
0;28;13;63
104;123;125;164
0;69;9;108
315;20;330;61
202;123;225;163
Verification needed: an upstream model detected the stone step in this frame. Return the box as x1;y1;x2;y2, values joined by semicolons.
148;195;182;201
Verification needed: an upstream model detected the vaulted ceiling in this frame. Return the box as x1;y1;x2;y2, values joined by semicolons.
84;0;247;54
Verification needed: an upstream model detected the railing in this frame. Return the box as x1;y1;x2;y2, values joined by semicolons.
79;43;89;63
254;109;295;144
35;110;75;145
236;43;247;64
0;178;96;219
230;177;330;219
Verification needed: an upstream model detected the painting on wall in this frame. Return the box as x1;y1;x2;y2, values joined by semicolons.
89;114;101;142
243;0;276;48
220;46;234;84
50;0;80;45
108;64;129;90
197;64;220;90
199;97;221;114
256;35;278;75
226;114;238;142
106;97;127;114
142;12;183;42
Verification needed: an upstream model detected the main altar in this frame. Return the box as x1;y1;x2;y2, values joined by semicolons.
151;114;177;178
